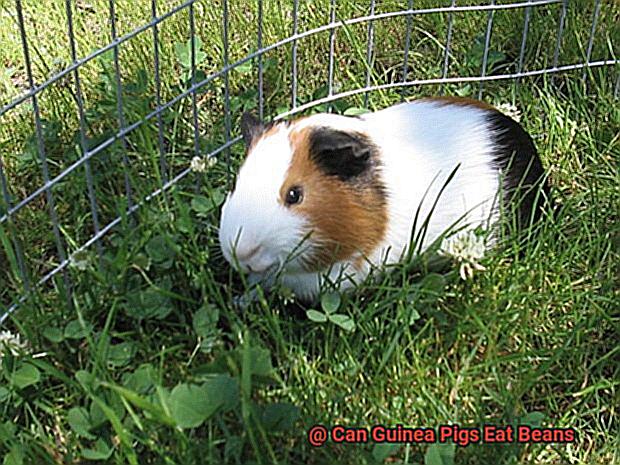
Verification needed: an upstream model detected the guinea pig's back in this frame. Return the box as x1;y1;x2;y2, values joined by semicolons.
362;99;538;258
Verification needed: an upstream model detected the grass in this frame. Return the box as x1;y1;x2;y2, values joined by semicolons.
0;0;619;464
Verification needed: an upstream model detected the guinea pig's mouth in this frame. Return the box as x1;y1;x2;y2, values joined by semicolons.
223;231;317;276
245;261;279;274
230;247;282;275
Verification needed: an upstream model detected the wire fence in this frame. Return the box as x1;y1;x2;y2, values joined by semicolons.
0;0;618;324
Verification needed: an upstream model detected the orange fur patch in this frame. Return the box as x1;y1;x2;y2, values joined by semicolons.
418;96;496;111
281;126;388;270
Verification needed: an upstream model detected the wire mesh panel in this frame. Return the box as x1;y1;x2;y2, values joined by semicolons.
0;0;618;323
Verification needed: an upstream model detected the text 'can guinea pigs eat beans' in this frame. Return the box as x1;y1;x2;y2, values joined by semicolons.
219;97;550;302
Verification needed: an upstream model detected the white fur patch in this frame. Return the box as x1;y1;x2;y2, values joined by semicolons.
294;113;369;134
219;124;309;274
362;101;500;265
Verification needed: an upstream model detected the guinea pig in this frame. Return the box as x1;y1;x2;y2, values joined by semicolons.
219;97;549;301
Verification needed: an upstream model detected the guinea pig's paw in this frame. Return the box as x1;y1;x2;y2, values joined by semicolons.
232;288;259;310
232;273;277;309
249;270;279;288
246;272;264;287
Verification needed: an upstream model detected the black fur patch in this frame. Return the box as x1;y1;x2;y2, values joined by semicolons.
308;127;387;208
487;111;550;227
308;128;379;181
240;112;264;149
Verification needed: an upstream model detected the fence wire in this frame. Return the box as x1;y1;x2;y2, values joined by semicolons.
0;0;618;323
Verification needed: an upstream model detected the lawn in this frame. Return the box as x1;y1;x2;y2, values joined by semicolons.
0;1;618;464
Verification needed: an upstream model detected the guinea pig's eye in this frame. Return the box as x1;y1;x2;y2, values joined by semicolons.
285;186;303;206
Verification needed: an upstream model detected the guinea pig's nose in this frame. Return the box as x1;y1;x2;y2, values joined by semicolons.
234;243;261;263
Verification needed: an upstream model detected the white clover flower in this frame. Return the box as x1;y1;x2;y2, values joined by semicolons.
69;250;90;271
190;156;216;173
440;230;487;280
0;330;30;361
190;156;207;173
496;103;521;123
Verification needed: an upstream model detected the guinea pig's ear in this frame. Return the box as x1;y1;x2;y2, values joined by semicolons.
240;112;264;150
309;128;374;180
